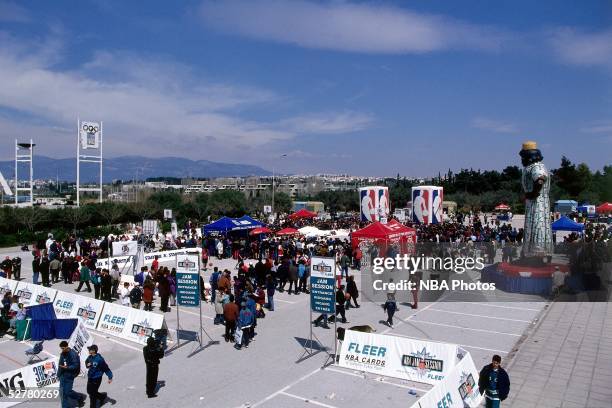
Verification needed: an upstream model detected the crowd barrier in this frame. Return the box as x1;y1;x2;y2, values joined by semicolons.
0;277;165;346
338;330;483;407
95;247;202;269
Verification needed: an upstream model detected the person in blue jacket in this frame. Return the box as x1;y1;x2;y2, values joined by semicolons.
236;302;254;349
58;341;84;407
85;344;113;408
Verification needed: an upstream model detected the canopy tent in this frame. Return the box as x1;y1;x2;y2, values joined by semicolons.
250;227;272;235
203;216;263;235
596;202;612;214
235;215;264;228
551;216;584;232
495;203;511;211
351;221;416;257
276;227;300;236
288;208;317;220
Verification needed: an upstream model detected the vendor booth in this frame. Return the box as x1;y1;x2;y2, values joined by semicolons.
276;227;300;236
202;215;264;236
596;202;612;214
551;216;584;233
288;208;317;220
351;221;416;261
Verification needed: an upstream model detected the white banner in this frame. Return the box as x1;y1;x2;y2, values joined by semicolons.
68;321;94;375
96;302;164;344
164;209;172;219
73;296;105;331
112;241;138;257
80;121;100;149
14;282;57;307
0;359;60;402
0;277;18;298
96;247;202;269
338;331;458;385
310;257;336;279
410;352;483;408
52;291;105;331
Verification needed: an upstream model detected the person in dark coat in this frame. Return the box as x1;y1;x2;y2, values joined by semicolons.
100;269;113;302
39;256;51;287
58;341;85;407
143;337;164;398
156;270;171;312
479;355;510;407
345;275;359;308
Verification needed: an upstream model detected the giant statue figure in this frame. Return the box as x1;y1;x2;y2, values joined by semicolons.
519;141;553;260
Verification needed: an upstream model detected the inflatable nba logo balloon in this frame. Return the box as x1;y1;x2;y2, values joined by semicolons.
359;186;390;222
411;186;443;224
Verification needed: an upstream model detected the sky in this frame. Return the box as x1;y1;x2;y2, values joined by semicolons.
0;0;610;177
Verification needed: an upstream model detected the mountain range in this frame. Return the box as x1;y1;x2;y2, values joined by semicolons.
0;155;271;182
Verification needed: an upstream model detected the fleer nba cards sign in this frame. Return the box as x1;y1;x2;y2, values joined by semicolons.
309;256;336;314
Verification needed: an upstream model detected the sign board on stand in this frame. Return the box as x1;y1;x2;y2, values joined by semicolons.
111;241;138;257
310;257;336;314
176;254;200;307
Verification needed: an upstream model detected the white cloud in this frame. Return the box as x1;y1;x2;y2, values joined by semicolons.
198;0;504;54
0;32;372;161
280;111;373;135
0;1;30;23
549;28;612;69
471;117;518;133
580;122;612;133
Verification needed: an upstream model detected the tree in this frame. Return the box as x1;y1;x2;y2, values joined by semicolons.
15;207;48;234
207;190;246;217
62;207;91;234
98;202;125;227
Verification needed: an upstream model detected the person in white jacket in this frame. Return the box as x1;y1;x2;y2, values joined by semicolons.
120;282;131;306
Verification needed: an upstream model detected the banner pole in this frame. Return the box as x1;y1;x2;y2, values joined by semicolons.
198;255;203;347
176;297;180;347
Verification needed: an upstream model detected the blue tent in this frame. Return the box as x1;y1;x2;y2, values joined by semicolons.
202;215;264;235
26;303;78;340
203;216;239;234
235;215;264;229
552;216;584;232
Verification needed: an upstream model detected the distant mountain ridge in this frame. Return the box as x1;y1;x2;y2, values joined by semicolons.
0;155;271;182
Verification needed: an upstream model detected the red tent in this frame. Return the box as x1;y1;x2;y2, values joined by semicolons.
495;203;511;211
351;221;416;257
276;227;300;236
596;202;612;214
250;227;272;235
288;208;317;220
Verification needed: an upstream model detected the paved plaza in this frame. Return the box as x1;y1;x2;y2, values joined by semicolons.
0;246;609;407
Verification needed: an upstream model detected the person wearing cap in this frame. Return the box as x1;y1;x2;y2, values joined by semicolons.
58;340;85;407
85;344;113;408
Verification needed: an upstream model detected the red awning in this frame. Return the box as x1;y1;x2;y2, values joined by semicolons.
276;227;300;236
596;202;612;214
250;227;272;235
288;208;317;220
495;203;511;211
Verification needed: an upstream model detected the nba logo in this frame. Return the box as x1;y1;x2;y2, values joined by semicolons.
360;189;377;222
412;189;429;224
432;189;443;224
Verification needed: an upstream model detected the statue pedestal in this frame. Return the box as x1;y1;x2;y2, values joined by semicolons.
481;262;569;296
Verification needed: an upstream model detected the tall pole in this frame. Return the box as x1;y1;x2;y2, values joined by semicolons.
14;140;17;205
99;121;103;203
76;118;80;207
29;139;33;204
271;166;275;217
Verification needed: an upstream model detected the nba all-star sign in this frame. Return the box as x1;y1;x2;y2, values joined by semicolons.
111;241;138;257
309;256;336;314
410;351;483;408
13;282;57;307
97;302;164;345
338;330;459;385
175;253;200;307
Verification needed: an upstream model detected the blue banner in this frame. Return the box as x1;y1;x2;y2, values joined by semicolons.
310;276;335;314
177;272;200;307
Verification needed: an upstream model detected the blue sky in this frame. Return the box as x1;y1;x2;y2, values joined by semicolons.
0;0;610;177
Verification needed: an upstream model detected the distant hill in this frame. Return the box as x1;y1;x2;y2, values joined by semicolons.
0;155;271;182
